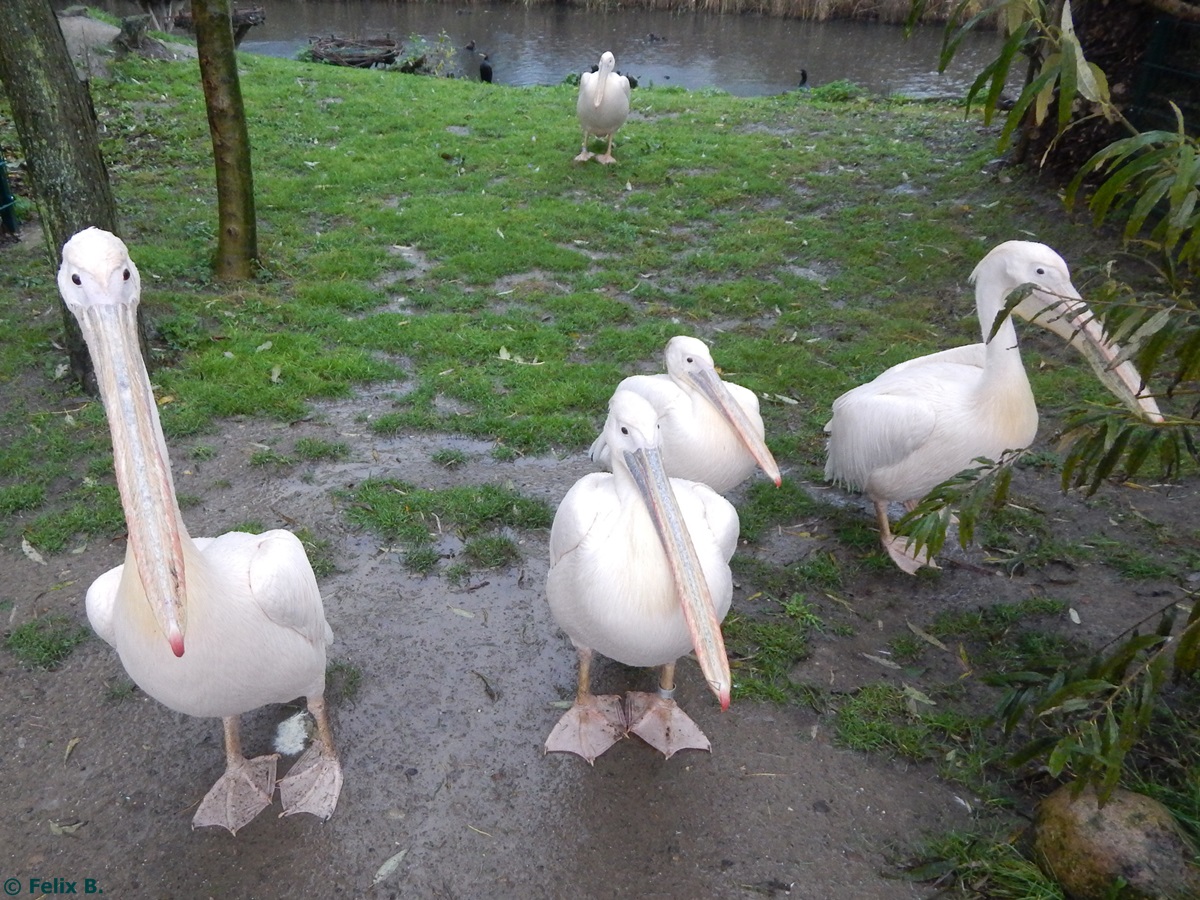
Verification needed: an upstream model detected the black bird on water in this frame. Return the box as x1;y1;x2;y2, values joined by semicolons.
479;53;493;83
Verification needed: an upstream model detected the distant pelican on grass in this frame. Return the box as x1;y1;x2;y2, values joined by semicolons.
575;51;631;164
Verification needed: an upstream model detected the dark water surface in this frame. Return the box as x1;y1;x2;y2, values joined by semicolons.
82;1;1002;97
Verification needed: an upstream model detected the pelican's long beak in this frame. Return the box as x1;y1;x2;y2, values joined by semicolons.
65;248;188;657
1017;292;1164;423
624;445;731;709
594;57;613;108
688;366;782;486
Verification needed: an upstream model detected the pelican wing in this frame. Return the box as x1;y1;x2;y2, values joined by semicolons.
209;530;332;647
548;473;608;567
85;565;124;648
825;386;940;489
678;480;740;563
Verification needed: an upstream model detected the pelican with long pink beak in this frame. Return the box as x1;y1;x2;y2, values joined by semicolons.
60;228;343;834
824;240;1162;573
590;335;781;494
547;390;738;762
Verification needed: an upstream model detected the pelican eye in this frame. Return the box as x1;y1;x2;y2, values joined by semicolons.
1035;267;1046;275
123;268;131;281
71;274;81;286
686;356;694;363
620;426;629;435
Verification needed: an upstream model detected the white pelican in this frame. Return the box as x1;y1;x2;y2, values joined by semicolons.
546;390;738;762
575;51;630;165
589;335;781;493
60;228;343;834
824;240;1162;574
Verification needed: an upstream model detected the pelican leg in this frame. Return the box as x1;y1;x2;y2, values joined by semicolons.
278;694;344;821
193;716;279;835
595;133;618;165
875;500;938;575
626;662;712;759
574;132;595;163
545;646;626;764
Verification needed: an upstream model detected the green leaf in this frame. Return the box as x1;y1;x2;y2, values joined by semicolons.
1047;738;1076;777
1057;40;1077;135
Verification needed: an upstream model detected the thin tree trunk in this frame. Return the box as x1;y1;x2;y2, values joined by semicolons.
0;1;133;394
191;0;257;280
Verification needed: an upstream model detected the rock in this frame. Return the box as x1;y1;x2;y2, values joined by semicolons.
1033;783;1200;899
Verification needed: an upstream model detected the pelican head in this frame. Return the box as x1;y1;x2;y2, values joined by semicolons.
974;241;1162;422
606;390;731;708
594;50;617;107
665;336;781;486
58;228;187;657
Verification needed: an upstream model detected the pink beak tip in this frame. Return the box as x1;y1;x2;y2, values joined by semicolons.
169;632;185;658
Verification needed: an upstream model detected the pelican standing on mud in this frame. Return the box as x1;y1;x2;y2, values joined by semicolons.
575;50;631;164
61;228;343;834
590;335;781;493
546;390;738;763
824;240;1161;574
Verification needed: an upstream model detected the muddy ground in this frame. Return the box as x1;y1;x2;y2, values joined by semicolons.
2;377;1194;899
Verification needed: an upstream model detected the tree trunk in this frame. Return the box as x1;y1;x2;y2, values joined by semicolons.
191;0;257;280
0;1;133;394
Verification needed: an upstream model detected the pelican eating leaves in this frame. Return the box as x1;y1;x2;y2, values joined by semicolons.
824;240;1161;574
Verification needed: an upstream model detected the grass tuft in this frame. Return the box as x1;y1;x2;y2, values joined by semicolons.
5;616;89;669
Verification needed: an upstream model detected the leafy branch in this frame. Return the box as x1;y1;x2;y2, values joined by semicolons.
992;601;1200;802
891;449;1024;561
911;0;1200;275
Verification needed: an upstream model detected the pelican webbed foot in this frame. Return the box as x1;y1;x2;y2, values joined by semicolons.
574;148;595;162
544;693;626;764
192;753;279;835
595;153;617;165
883;535;938;574
625;691;711;759
279;739;343;821
876;500;939;574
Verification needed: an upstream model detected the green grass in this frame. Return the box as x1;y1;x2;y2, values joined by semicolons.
345;479;551;577
5;616;90;669
326;659;363;702
431;448;468;469
294;437;350;462
833;682;991;781
463;535;521;569
724;608;815;704
0;49;1129;553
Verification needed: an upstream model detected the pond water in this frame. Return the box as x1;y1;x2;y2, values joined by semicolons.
80;1;1004;98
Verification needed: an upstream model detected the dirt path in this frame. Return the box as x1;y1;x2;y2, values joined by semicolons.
4;384;1189;898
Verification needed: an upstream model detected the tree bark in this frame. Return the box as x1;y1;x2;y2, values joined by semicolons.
191;0;258;280
0;1;132;394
